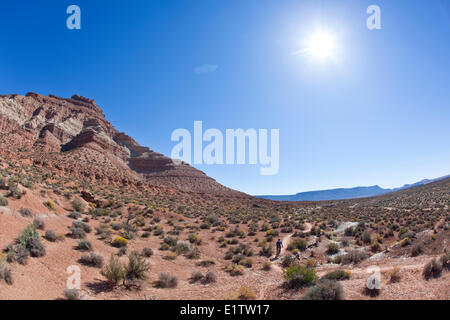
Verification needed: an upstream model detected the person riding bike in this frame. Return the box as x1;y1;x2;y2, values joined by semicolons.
276;238;283;257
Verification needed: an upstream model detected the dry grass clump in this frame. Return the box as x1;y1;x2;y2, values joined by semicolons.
262;262;272;271
225;263;245;276
388;267;401;283
423;258;443;279
101;255;125;286
155;272;178;288
303;279;344;300
79;252;104;268
0;258;13;285
322;269;351;281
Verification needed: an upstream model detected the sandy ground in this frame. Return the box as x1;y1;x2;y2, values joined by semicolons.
0;190;448;300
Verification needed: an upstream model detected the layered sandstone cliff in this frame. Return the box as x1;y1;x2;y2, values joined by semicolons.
0;92;244;196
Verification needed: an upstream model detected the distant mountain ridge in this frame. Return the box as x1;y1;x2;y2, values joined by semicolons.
256;175;450;201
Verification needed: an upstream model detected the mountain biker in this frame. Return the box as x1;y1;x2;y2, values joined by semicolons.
276;238;283;257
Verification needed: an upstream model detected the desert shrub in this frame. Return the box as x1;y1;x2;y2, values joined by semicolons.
153;227;163;236
262;262;272;271
236;286;256;300
125;251;150;281
69;227;85;239
203;271;216;284
188;234;202;245
344;227;354;236
0;195;8;206
389;267;401;283
19;207;32;217
341;250;368;265
283;265;317;288
71;198;84;213
7;184;22;199
27;238;46;257
79;252;104;268
200;223;210;229
111;223;122;231
17;224;39;248
0;258;13;285
185;246;201;259
370;240;381;253
322;270;350;281
341;238;350;247
259;245;273;257
225;263;245;276
190;271;204;282
288;239;307;252
96;226;111;240
423;259;443;279
362;232;371;244
72;221;91;233
400;237;411;247
64;289;80;300
224;250;233;260
112;236;128;248
175;240;191;254
164;251;177;260
101;255;125;286
326;243;340;255
68;211;82;219
160;242;170;251
411;244;423;257
163;236;178;247
305;259;317;268
142;247;153;257
281;255;297;268
440;251;450;270
266;229;279;237
33;218;45;230
45;230;58;242
156;273;178;288
77;238;92;251
240;258;253;268
198;258;216;267
122;229;135;240
6;243;29;265
141;231;150;238
303;279;344;300
232;254;245;264
230;238;239;245
44;200;56;210
118;247;127;256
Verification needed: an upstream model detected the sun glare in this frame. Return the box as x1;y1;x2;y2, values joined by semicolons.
303;30;336;60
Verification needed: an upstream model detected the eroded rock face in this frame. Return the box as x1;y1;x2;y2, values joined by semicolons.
0;92;243;196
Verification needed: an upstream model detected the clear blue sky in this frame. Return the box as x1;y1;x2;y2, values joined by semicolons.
1;0;449;195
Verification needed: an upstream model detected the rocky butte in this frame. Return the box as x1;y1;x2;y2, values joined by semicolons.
0;92;246;197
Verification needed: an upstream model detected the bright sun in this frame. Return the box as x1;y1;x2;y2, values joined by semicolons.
304;30;336;60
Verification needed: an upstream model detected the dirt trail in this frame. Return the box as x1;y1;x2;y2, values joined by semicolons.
258;222;313;299
334;262;428;276
272;222;312;269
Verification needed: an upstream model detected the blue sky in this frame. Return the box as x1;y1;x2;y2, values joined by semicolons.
1;0;449;195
